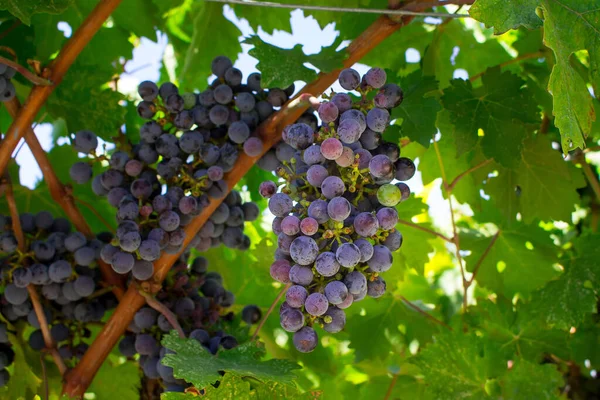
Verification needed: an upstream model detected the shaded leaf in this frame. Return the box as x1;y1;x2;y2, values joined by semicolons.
392;72;441;148
46;65;126;140
530;234;600;329
245;36;345;88
0;0;72;24
161;332;300;389
87;360;141;400
441;68;539;167
540;0;599;153
462;223;560;297
501;359;563;400
179;2;242;90
485;135;585;223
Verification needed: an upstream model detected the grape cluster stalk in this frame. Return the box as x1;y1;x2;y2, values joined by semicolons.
261;67;415;352
0;63;16;102
0;212;118;386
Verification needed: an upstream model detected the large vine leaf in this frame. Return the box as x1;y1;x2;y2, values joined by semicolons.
161;332;301;389
461;222;560;297
441;68;540;167
417;124;495;209
485;135;586;223
501;359;563;399
422;19;513;89
0;0;72;25
391;72;441;147
179;2;242;90
45;65;126;140
162;374;320;400
87;360;141;400
529;234;600;329
541;0;599;153
412;332;499;400
0;333;42;398
470;0;543;34
244;36;346;88
470;299;569;361
346;295;441;362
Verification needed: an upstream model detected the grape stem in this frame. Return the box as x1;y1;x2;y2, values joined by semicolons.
0;56;53;86
251;283;292;341
28;286;68;375
383;372;399;400
139;291;185;339
1;176;26;251
64;3;453;395
8;147;66;374
433;140;469;309
3;97;126;300
446;158;493;192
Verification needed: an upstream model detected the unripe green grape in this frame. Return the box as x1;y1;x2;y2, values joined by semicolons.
377;184;401;206
182;92;197;109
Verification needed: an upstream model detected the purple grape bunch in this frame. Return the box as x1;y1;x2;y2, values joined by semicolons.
118;255;261;394
0;212;118;378
260;67;415;352
68;55;263;280
0;63;16;103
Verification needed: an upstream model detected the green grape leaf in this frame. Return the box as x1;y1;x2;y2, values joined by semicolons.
418;123;495;209
45;65;126;141
540;0;599;153
346;295;441;362
422;19;513;89
412;331;500;400
394;196;438;276
201;237;278;308
391;72;441;147
461;223;560;297
469;0;542;34
0;333;42;398
163;374;320;400
230;4;291;34
485;135;585;223
161;332;301;389
501;359;563;400
112;0;160;39
441;68;539;167
244;36;346;88
0;0;72;25
87;360;141;400
471;299;569;361
179;2;242;90
529;234;600;329
32;1;133;69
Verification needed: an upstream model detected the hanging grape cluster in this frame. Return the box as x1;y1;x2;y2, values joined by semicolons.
68;56;280;279
0;212;117;385
118;254;260;394
0;63;16;103
260;67;415;352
